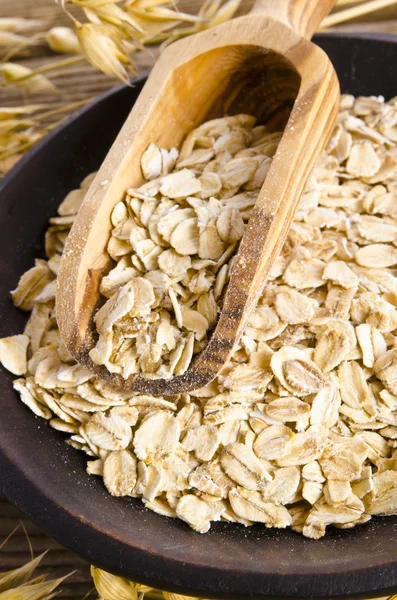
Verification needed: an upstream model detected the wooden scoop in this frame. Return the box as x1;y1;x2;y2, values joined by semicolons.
57;0;339;395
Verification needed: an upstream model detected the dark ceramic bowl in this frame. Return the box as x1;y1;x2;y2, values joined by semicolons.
1;33;397;600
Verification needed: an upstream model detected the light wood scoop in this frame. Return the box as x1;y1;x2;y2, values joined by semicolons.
57;0;339;395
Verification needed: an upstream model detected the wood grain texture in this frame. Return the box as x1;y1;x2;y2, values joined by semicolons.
251;0;337;37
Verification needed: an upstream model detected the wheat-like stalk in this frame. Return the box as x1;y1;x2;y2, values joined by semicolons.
0;98;93;176
0;552;72;600
321;0;397;29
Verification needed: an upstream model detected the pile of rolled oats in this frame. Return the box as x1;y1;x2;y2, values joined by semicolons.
90;114;281;379
2;93;397;539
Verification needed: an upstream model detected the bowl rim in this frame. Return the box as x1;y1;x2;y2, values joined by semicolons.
2;32;397;600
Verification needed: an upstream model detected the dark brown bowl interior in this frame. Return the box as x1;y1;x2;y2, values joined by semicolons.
1;33;397;600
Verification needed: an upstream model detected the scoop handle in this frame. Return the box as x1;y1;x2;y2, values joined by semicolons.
250;0;337;39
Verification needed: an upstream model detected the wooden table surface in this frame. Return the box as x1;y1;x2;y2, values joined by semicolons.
2;1;397;598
